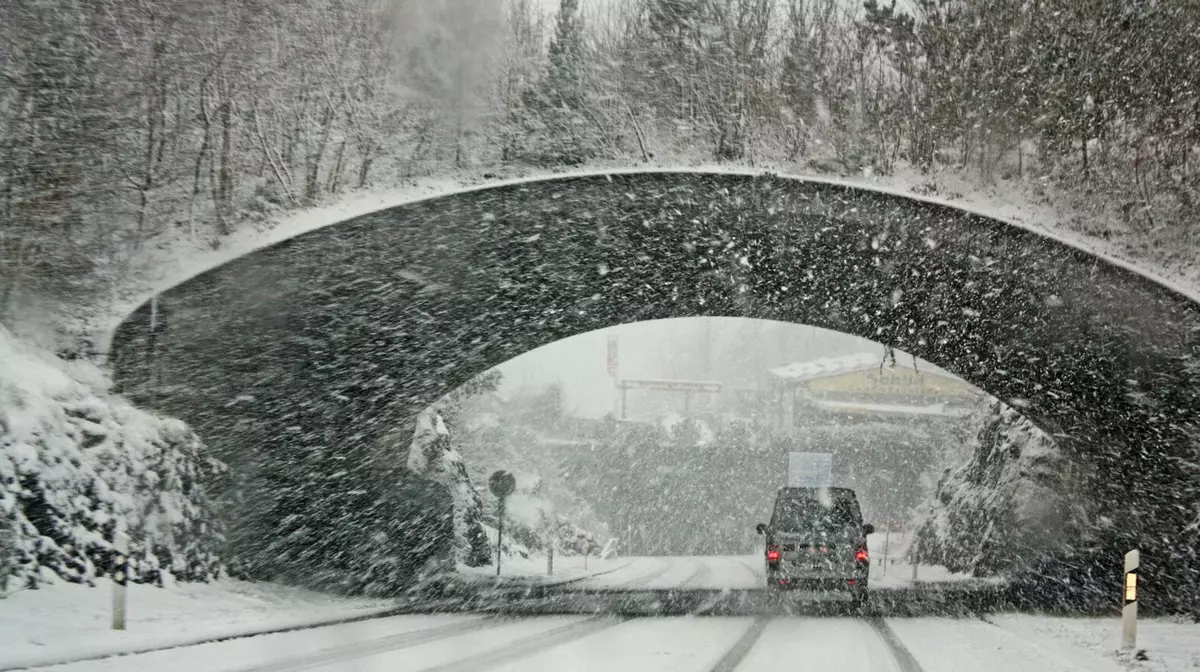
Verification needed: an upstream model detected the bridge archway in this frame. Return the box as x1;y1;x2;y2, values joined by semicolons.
110;170;1200;601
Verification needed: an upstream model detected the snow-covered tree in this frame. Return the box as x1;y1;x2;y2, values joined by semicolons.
521;0;600;166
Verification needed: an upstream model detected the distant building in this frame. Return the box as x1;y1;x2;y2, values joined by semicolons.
767;353;983;430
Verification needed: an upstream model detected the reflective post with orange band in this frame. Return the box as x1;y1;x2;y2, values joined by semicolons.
1122;549;1139;649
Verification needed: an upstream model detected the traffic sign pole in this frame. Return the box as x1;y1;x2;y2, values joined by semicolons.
882;520;891;576
608;336;620;419
496;497;505;577
488;471;517;579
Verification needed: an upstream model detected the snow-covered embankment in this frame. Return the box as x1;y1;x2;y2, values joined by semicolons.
0;325;223;591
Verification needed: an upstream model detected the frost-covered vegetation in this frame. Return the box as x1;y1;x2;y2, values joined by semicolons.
2;0;1199;327
0;326;222;591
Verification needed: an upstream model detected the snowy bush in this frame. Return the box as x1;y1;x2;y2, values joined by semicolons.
0;326;224;590
480;477;598;559
910;401;1092;577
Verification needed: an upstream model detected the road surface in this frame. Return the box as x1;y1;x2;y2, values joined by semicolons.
30;610;1131;672
16;556;1145;672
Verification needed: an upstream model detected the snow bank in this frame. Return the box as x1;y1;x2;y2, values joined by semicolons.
910;401;1091;577
486;499;599;560
455;552;623;586
0;576;393;667
0;325;222;590
988;614;1200;672
864;531;998;590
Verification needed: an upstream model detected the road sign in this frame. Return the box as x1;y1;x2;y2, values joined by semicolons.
621;379;722;393
787;452;833;488
489;470;516;498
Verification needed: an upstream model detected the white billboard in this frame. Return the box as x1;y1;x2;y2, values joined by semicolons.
621;379;722;393
787;452;833;488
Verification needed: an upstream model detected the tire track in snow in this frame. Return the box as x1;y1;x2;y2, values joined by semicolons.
682;561;713;589
737;557;762;576
615;557;677;589
415;615;624;672
706;616;772;672
865;617;926;672
228;617;505;672
544;559;634;587
736;557;767;590
973;615;1125;672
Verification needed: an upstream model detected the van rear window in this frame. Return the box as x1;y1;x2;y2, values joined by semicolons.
772;498;859;535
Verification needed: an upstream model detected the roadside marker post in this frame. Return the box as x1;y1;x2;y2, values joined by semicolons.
540;511;554;576
1122;549;1139;649
111;529;130;631
882;519;891;576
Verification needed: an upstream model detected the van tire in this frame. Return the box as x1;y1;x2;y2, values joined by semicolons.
851;586;869;610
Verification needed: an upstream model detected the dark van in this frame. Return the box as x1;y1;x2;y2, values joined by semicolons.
755;487;874;605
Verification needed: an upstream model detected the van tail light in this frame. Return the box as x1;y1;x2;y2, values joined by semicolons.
766;545;781;562
855;547;869;563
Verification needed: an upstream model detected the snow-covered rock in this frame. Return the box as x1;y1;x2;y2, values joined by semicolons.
406;409;490;568
909;401;1092;577
0;325;223;590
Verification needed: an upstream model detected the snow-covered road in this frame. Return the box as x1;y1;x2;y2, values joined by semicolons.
559;556;761;591
32;610;1187;672
457;531;982;593
532;550;980;592
9;559;1196;672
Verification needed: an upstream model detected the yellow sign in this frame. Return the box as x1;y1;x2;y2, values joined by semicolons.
1125;573;1137;601
806;368;978;400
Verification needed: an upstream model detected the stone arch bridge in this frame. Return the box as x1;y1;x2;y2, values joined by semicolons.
110;170;1200;605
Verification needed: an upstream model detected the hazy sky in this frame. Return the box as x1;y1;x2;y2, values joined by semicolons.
493;318;943;418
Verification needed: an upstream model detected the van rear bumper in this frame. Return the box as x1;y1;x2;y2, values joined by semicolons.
768;576;863;591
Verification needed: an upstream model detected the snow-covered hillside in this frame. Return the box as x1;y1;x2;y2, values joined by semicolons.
0;326;223;590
